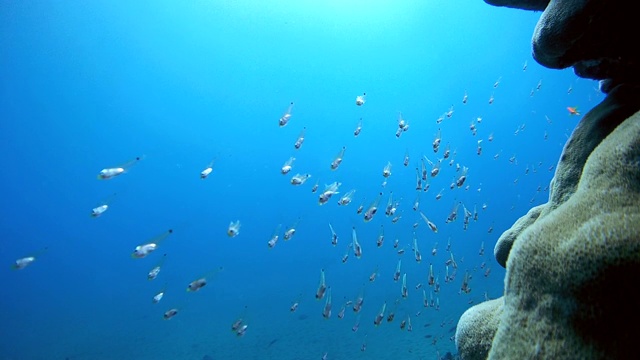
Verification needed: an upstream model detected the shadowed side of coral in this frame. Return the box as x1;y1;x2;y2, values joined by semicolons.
486;0;640;92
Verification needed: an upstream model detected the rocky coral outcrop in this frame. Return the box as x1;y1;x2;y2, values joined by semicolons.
455;298;503;360
457;1;640;358
486;0;639;93
457;85;640;359
491;108;640;360
484;0;548;11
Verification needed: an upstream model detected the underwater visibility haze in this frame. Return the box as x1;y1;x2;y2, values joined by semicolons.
0;1;600;359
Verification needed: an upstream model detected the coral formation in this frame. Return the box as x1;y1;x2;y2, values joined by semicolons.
494;204;543;268
486;0;639;93
455;299;503;360
458;92;640;359
484;0;547;11
457;1;640;358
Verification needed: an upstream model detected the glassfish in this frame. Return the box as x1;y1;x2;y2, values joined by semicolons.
290;173;311;185
322;287;332;319
328;223;338;246
97;156;142;180
11;248;48;270
356;197;365;214
354;118;363;136
337;302;346;319
319;182;341;205
283;218;300;241
373;302;386;326
200;158;216;179
279;102;294;127
352;315;361;332
294;127;306;149
152;290;164;304
11;256;36;270
132;229;173;258
446;202;460;223
401;273;408;298
91;204;109;217
227;220;241;237
382;161;392;178
419;212;438;233
267;224;281;249
315;269;327;300
376;225;384;248
187;266;223;292
460;270;472;294
163;308;179;320
445;105;454;118
363;192;383;222
187;278;207;292
413;236;422;263
352;227;362;259
90;193;116;218
330;146;346;170
432;129;441;153
428;263;435;286
341;244;350;263
147;253;167;280
353;286;365;313
337;189;356;206
369;265;379;282
281;156;295;175
456;166;469;187
393;259;401;282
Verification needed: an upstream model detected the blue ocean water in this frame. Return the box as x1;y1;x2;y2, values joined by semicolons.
0;1;600;359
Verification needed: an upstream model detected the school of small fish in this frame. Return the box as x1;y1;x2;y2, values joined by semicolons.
10;64;594;359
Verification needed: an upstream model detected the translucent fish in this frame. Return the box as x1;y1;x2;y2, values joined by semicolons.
322;287;332;319
354;118;363;136
316;269;327;300
147;253;167;280
227;220;241;237
330;146;346;171
90;193;117;218
284;218;300;241
186;266;224;292
279;102;294;127
294;127;306;149
200;158;216;179
97;156;143;180
267;224;281;249
352;227;362;259
132;229;173;259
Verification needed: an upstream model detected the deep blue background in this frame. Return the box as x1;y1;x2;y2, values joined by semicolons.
0;1;599;359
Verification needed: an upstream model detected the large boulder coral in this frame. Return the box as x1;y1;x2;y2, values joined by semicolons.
491;105;640;359
456;1;640;358
457;84;640;359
